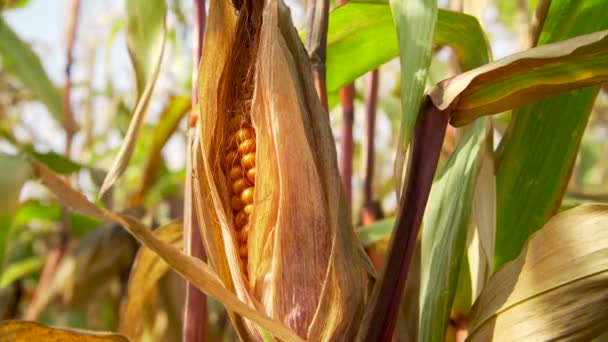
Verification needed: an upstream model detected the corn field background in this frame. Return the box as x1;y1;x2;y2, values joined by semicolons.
1;0;608;341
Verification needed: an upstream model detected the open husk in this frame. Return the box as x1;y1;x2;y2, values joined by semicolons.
193;0;374;339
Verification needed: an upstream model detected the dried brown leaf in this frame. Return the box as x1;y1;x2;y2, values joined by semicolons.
29;159;110;220
468;204;608;341
29;159;302;342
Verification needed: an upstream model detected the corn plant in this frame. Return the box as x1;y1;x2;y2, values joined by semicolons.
0;0;607;341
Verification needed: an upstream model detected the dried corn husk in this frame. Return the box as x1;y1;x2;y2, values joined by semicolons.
193;0;375;339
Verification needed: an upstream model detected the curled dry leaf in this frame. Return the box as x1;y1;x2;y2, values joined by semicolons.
468;204;608;341
193;0;374;339
428;30;608;126
0;320;128;342
119;222;182;341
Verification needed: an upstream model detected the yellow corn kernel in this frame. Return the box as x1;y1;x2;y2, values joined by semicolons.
240;187;254;205
241;152;255;169
246;167;256;184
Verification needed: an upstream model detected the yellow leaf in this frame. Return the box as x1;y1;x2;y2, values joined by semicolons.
0;320;127;342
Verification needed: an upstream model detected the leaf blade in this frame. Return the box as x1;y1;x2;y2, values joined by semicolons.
325;4;488;94
494;0;608;268
0;154;31;270
99;0;167;196
468;204;608;341
357;218;395;247
0;18;64;122
0;257;42;289
427;30;608;126
390;0;437;200
419;119;488;341
417;12;492;339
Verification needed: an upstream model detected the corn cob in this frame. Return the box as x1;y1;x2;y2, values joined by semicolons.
222;1;261;276
195;0;375;339
225;113;256;273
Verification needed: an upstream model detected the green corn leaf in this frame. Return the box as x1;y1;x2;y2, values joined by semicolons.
0;0;31;10
0;18;64;123
24;147;81;175
494;0;608;268
325;3;488;93
12;201;100;237
0;154;31;270
389;0;437;196
326;4;493;337
324;3;492;196
0;257;42;288
420;119;490;341
417;11;492;340
0;129;81;174
13;200;62;225
125;0;167;95
325;2;394;94
357;218;395;246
